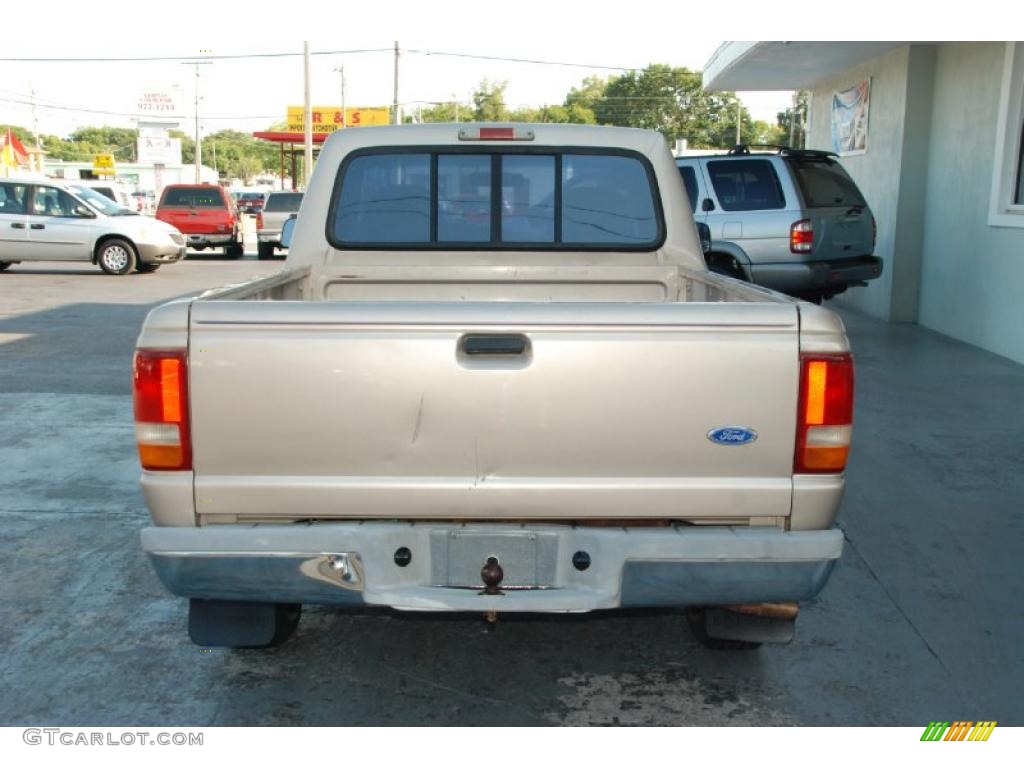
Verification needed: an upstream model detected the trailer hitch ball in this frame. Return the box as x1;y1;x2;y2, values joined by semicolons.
481;556;503;595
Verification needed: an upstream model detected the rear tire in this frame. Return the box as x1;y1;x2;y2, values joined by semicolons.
135;263;160;273
225;241;244;258
188;599;301;648
97;238;137;275
685;608;762;651
257;241;275;260
0;261;12;272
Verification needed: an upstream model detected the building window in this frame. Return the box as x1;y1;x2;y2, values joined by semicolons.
989;42;1024;227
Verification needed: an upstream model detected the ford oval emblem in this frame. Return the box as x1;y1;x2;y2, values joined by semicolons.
707;426;758;446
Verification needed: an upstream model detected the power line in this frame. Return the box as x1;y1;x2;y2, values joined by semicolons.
405;48;637;71
0;48;392;63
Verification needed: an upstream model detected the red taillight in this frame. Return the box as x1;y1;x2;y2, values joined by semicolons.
795;354;854;473
256;212;264;230
790;219;813;253
133;349;191;471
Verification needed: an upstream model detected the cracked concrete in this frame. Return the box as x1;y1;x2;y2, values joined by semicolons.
0;260;1021;725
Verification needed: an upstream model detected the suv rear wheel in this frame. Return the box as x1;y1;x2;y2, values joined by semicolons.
257;241;276;260
225;241;244;258
706;253;746;281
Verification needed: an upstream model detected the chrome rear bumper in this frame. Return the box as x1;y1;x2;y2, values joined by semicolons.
142;523;843;612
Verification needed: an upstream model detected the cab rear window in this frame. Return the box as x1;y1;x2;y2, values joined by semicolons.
329;149;662;249
263;192;303;212
160;187;226;208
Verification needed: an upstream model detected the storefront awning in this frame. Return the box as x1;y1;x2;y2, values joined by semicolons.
702;42;908;91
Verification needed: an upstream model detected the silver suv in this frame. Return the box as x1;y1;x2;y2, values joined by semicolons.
676;146;883;301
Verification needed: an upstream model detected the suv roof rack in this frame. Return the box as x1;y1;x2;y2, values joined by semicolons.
728;144;839;159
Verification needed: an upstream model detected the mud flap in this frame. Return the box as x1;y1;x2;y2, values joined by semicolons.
188;599;301;648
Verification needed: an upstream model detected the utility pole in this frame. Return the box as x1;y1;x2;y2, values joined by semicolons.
333;65;346;129
303;41;313;188
29;83;40;149
181;60;211;183
735;102;742;146
454;94;460;123
392;41;400;125
788;92;797;147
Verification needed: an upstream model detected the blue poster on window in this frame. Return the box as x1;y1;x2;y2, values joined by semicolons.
831;79;871;155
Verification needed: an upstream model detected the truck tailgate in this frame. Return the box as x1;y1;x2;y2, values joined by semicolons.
188;301;800;522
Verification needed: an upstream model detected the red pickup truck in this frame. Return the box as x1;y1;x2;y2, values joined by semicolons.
156;184;243;257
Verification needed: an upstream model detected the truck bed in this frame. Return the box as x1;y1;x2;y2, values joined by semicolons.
160;264;821;528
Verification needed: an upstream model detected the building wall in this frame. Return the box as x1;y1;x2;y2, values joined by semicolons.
917;42;1024;364
807;46;912;321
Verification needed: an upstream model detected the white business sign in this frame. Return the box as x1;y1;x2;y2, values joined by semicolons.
137;137;182;165
137;87;183;117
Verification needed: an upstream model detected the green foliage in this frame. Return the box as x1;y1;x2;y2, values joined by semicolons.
473;80;510;122
587;64;759;148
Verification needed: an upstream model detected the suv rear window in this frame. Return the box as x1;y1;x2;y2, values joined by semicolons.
263;192;303;212
160;187;226;208
706;159;785;211
330;150;661;249
788;157;867;208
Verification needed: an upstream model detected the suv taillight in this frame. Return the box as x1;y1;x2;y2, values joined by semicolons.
795;354;853;474
133;349;191;471
256;212;264;230
790;219;814;253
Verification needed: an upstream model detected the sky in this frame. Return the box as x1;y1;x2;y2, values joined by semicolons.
0;0;1001;141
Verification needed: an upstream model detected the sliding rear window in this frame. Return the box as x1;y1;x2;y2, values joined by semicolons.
329;148;662;250
788;157;867;208
263;192;304;212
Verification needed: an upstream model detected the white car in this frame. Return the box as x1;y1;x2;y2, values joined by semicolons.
0;177;186;275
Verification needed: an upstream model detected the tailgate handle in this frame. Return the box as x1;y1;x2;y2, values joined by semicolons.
461;334;528;356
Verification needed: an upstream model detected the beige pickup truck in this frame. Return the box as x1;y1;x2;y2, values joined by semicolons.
136;124;852;649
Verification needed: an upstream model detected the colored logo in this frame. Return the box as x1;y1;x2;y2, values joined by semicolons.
707;426;758;446
920;721;996;742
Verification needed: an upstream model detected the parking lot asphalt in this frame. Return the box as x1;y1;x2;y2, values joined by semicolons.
0;252;1021;726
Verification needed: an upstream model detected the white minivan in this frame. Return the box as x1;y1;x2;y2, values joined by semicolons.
0;177;186;275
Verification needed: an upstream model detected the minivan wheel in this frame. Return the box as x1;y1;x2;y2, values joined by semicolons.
97;238;137;275
188;599;301;648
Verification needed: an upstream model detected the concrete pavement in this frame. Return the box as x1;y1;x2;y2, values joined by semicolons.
0;261;1020;725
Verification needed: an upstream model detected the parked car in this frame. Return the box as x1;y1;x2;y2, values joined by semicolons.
236;191;266;216
131;190;156;214
137;124;853;649
256;191;303;259
155;184;243;257
0;177;185;274
676;146;883;302
72;179;136;213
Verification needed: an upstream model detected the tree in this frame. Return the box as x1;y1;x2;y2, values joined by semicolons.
775;91;810;148
580;64;759;148
473;80;510;122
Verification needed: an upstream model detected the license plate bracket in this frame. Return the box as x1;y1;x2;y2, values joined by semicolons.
429;530;557;589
